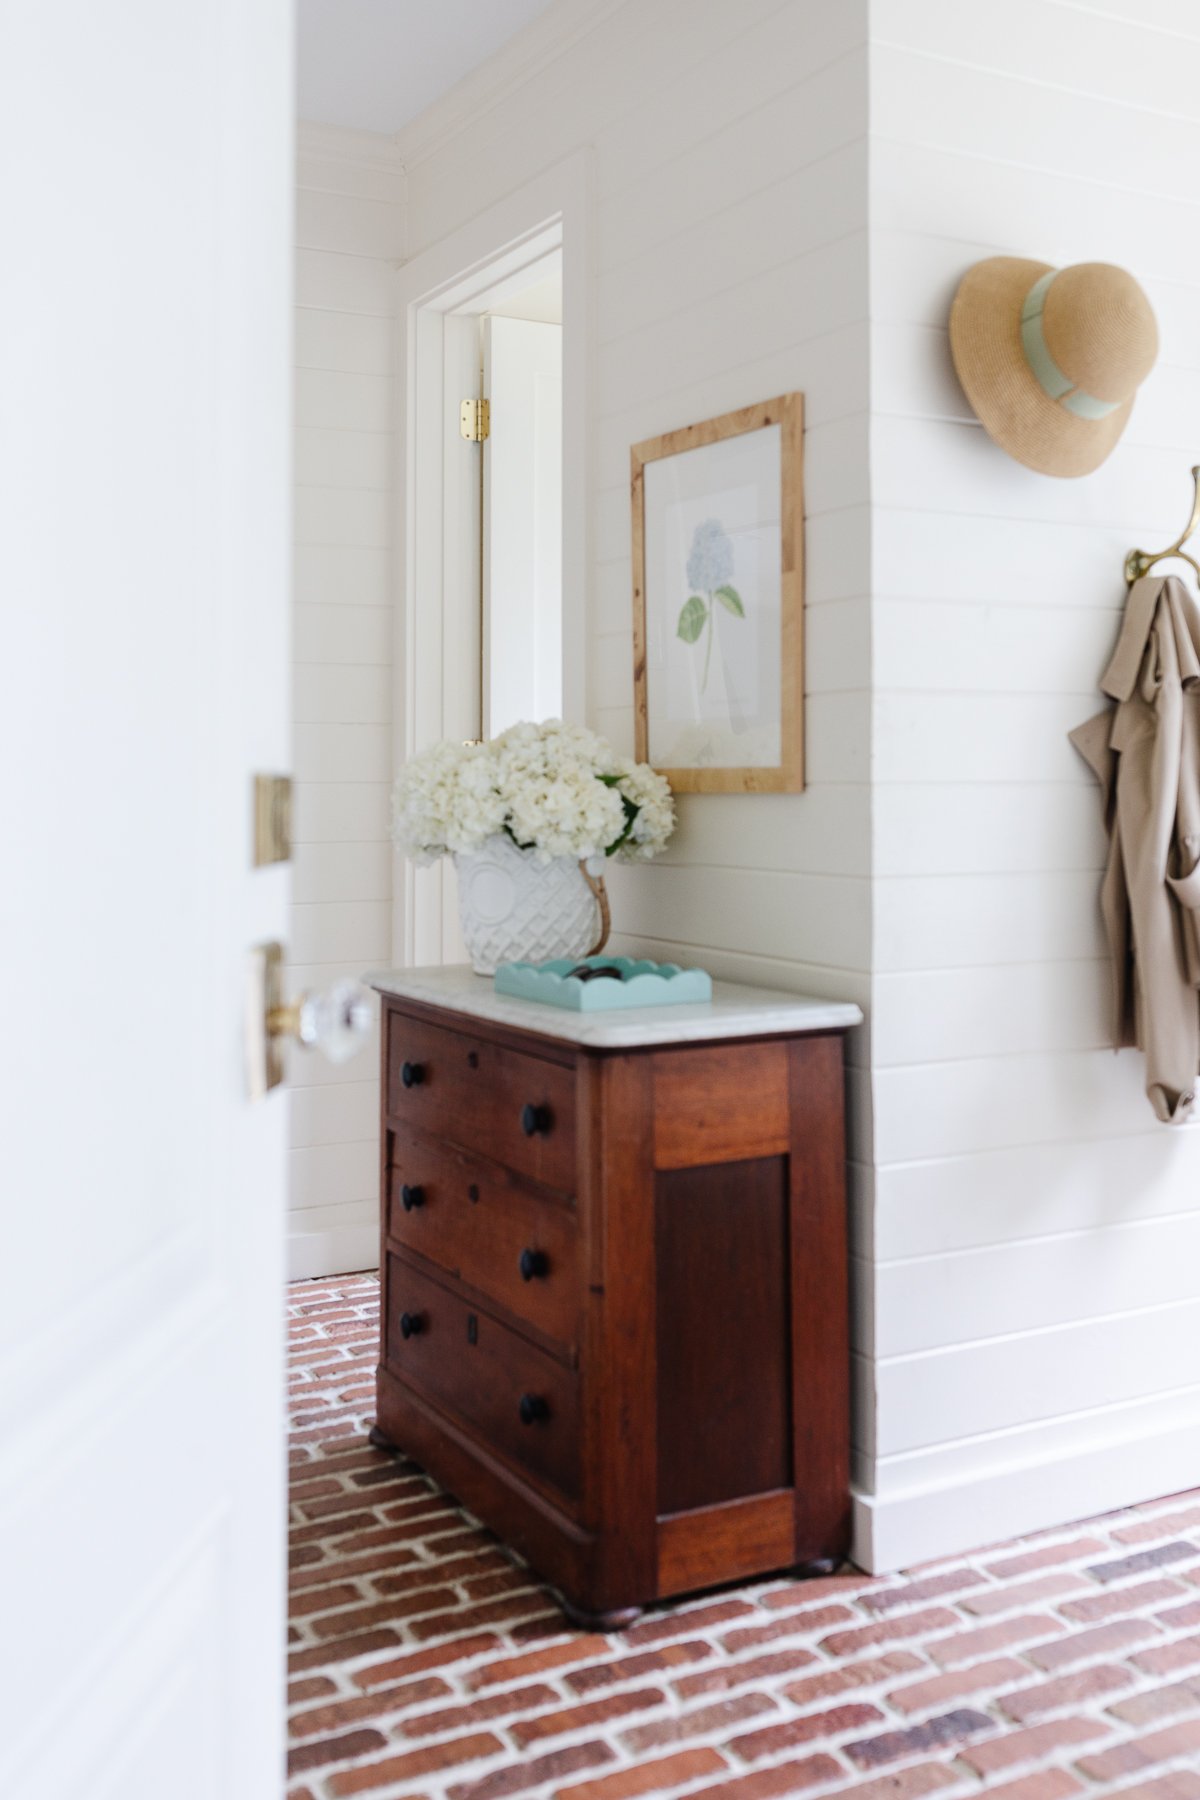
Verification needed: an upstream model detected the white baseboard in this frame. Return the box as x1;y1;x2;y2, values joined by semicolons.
853;1407;1200;1574
288;1223;379;1283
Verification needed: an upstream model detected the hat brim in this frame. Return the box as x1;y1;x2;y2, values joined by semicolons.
949;256;1132;478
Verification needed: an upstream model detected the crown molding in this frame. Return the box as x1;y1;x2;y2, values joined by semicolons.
296;118;405;172
389;0;628;172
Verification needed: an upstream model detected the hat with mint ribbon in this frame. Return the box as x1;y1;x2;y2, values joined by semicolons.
949;259;1158;477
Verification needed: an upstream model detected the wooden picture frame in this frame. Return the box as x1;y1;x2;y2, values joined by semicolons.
631;393;804;793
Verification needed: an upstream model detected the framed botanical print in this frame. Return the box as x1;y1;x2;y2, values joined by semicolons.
631;393;803;793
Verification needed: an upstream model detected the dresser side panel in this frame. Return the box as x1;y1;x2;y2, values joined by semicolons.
788;1033;852;1559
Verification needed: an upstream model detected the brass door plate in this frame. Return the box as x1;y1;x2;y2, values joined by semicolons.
246;940;287;1099
254;774;293;866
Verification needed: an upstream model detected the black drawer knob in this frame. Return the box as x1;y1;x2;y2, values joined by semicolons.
401;1061;425;1088
521;1102;552;1137
519;1247;549;1282
518;1393;549;1426
400;1311;424;1339
401;1183;425;1212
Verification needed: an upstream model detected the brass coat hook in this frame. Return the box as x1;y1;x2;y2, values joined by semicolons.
1125;465;1200;585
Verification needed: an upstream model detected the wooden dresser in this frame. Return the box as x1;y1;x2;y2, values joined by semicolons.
367;965;862;1626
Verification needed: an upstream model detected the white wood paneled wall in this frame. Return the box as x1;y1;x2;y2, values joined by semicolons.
400;7;875;1041
859;0;1200;1568
290;125;405;1280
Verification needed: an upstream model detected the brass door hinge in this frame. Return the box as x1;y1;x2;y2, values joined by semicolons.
459;397;490;442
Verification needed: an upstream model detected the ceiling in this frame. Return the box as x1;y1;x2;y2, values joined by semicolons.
295;0;561;135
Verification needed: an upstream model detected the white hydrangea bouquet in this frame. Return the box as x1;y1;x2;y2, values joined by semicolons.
393;720;675;974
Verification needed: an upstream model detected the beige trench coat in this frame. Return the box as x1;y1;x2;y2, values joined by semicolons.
1070;574;1200;1124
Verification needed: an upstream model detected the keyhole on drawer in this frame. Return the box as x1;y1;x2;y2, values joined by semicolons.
467;1184;480;1204
467;1313;478;1345
467;1051;479;1069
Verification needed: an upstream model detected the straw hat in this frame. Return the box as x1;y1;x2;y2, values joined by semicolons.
949;259;1158;477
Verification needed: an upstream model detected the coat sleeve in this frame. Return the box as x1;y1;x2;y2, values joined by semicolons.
1069;709;1134;1053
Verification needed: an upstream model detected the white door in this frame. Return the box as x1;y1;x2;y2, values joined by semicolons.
482;317;564;735
0;5;291;1797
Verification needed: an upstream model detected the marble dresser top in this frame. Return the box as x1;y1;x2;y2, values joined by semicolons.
366;963;862;1051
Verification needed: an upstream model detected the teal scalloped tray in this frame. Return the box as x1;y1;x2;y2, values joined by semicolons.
494;956;712;1012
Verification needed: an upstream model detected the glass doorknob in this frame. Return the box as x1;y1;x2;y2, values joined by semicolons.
268;979;373;1064
247;942;372;1099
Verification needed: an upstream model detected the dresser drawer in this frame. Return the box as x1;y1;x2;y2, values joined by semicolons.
384;1252;580;1501
387;1124;581;1351
385;1007;576;1192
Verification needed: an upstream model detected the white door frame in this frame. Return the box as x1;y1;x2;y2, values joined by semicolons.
391;151;592;968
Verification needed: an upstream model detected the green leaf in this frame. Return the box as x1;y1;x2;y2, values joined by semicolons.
715;584;745;618
677;594;708;643
595;772;640;855
606;792;639;856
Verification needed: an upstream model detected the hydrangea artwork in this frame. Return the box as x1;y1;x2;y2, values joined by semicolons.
676;518;745;691
393;719;675;868
632;392;803;792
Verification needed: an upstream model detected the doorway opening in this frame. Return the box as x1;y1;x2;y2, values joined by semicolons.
394;155;590;968
448;248;563;740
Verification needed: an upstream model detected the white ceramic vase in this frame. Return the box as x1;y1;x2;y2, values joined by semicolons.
454;833;609;976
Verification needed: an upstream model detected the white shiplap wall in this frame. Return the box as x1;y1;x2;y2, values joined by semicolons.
399;0;875;1464
859;0;1200;1569
290;125;405;1280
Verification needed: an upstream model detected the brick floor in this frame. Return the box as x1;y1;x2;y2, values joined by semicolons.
287;1274;1200;1799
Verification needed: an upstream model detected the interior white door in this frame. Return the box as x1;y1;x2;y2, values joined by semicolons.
0;5;291;1797
482;317;563;735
